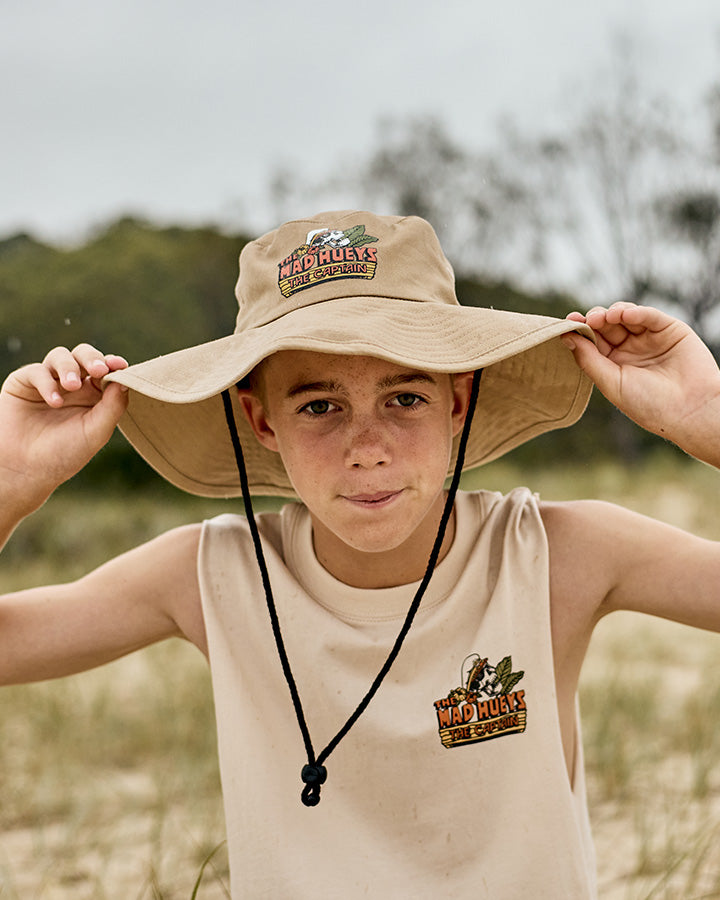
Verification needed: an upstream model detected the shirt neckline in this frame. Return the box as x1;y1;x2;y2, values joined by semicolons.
283;492;482;624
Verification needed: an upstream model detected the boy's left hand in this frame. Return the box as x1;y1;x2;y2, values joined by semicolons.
563;302;720;466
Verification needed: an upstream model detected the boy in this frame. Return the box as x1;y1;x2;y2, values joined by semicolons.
1;210;719;898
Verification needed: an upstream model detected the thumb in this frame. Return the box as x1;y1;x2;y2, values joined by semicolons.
84;382;129;450
561;334;621;403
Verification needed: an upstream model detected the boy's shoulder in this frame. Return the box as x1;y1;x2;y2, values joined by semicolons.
538;494;714;631
539;496;639;593
200;505;290;559
539;496;645;552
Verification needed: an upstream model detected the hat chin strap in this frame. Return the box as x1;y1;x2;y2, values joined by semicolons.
221;368;482;808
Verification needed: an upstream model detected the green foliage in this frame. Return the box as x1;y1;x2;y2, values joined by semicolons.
0;217;246;376
0;218;250;490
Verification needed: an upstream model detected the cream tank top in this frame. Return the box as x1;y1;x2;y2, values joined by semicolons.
199;488;597;899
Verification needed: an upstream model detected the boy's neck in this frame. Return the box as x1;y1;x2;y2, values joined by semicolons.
309;497;456;589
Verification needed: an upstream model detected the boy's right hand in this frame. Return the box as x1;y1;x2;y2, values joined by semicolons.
0;344;129;515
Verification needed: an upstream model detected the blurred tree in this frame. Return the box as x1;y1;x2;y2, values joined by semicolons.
646;186;720;342
346;115;539;279
483;39;720;355
264;115;539;281
0;218;245;375
486;46;688;305
635;74;720;346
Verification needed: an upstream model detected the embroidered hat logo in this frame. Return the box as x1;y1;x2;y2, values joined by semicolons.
276;223;379;298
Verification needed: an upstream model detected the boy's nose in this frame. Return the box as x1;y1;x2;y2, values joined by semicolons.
344;420;392;469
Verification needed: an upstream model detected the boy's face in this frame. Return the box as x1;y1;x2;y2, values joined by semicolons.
239;350;473;587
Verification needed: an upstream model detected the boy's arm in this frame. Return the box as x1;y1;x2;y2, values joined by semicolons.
0;345;208;684
563;302;720;467
0;523;207;684
542;494;720;771
550;302;720;633
544;498;720;631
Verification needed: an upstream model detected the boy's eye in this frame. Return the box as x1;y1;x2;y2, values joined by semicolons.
391;393;424;408
301;399;336;416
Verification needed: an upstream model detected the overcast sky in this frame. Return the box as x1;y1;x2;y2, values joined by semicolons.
2;0;719;243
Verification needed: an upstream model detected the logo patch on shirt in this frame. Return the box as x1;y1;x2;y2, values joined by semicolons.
277;224;379;298
433;653;527;749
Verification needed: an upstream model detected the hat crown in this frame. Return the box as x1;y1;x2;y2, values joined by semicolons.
234;210;458;332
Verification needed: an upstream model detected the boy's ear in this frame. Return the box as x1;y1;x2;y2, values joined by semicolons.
450;371;476;438
236;389;280;452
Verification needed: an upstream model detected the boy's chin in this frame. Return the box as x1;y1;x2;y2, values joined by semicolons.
323;526;413;556
313;512;437;559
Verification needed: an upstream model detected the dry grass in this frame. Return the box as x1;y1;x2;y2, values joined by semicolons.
1;454;719;898
0;642;229;899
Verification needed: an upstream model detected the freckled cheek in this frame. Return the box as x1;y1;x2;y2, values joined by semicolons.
277;434;337;487
403;425;453;468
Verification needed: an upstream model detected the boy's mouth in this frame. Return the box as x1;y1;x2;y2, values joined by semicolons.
343;490;402;507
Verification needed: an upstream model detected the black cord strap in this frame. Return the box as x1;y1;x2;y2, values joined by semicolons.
221;390;316;767
221;368;482;807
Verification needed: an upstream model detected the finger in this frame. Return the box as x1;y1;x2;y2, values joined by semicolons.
606;301;639;315
601;303;679;338
615;304;679;334
589;330;617;358
70;343;114;379
603;303;648;336
6;362;67;407
42;346;89;393
42;346;124;395
103;354;129;372
566;311;616;356
584;307;636;348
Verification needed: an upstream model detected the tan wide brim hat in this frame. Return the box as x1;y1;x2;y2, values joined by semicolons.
105;210;594;498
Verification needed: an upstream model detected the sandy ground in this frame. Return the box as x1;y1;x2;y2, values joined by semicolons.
584;614;720;899
0;772;229;899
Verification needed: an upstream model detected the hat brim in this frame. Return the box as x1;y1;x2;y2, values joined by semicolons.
105;298;594;497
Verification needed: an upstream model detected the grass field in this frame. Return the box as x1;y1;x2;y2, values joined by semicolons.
1;454;719;898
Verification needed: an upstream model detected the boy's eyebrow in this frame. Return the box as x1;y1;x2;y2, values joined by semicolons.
286;372;438;398
377;372;438;390
286;380;343;398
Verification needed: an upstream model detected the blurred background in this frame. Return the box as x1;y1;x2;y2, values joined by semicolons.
2;2;720;898
4;0;720;482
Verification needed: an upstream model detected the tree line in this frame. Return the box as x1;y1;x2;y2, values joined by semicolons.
0;216;676;493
